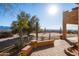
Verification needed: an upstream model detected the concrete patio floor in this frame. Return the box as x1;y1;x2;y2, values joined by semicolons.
30;39;71;56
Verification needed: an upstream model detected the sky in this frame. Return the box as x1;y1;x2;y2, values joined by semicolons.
0;3;78;30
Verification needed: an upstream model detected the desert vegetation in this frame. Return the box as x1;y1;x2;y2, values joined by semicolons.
0;31;13;39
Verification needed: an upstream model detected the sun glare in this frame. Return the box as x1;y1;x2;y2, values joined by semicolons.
48;5;59;15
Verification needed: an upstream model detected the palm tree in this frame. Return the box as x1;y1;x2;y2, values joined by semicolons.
11;11;40;49
30;16;40;32
17;11;31;48
30;16;40;40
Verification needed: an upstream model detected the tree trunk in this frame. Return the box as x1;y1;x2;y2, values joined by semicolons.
17;30;23;49
36;22;38;40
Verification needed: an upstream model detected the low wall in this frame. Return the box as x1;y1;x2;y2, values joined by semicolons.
20;45;32;56
36;40;54;48
20;40;54;56
32;40;54;48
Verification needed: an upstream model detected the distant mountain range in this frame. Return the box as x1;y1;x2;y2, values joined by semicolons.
0;26;77;33
39;29;77;33
0;26;11;31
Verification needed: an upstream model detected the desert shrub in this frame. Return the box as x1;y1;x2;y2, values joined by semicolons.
29;35;34;40
11;29;18;34
41;36;45;41
14;35;34;50
0;31;13;38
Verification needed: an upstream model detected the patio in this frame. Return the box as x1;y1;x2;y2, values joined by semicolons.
30;39;71;56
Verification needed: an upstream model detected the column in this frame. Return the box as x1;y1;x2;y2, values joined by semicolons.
63;12;67;39
78;7;79;56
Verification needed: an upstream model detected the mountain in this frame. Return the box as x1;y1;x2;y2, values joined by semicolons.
0;26;11;31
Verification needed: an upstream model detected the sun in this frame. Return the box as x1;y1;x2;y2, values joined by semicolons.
48;5;59;15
